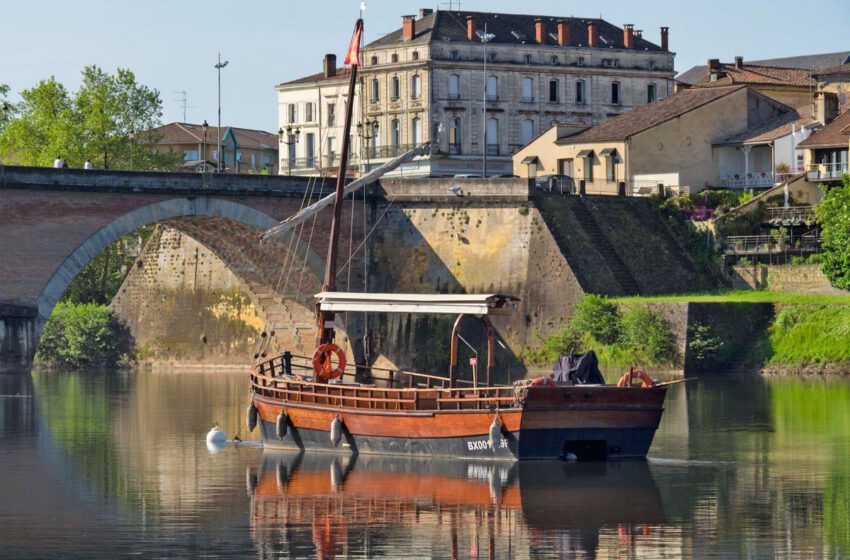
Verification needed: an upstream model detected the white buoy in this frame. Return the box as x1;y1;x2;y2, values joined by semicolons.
330;417;343;447
206;424;226;445
489;417;502;452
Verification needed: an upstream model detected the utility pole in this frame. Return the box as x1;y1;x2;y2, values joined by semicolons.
215;54;229;172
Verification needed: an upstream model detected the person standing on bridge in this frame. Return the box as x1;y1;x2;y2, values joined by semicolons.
84;159;94;170
53;155;62;168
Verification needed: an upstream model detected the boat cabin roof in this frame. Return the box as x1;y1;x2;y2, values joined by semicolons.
315;292;519;315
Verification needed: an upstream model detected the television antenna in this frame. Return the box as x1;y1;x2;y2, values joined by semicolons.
440;0;462;10
173;90;195;122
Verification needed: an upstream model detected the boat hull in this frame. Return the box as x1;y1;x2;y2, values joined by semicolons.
252;384;667;461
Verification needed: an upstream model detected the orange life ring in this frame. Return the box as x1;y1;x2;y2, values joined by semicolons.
312;343;346;380
530;376;556;387
616;369;655;388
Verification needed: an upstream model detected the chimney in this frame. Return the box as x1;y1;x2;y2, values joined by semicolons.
623;24;634;49
734;56;744;69
419;8;433;18
402;15;416;41
323;53;336;78
660;26;669;51
587;20;597;47
816;91;839;125
634;29;643;39
534;18;546;44
557;19;570;46
467;15;476;41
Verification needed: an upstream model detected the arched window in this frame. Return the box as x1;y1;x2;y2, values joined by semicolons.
486;118;499;155
520;119;534;145
391;76;400;100
411;116;422;145
486;76;499;101
521;77;534;102
411;75;421;99
448;74;460;99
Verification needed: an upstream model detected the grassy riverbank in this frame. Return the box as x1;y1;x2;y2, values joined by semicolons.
765;305;850;370
613;290;850;305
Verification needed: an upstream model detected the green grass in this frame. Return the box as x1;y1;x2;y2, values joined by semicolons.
768;305;850;366
612;290;850;305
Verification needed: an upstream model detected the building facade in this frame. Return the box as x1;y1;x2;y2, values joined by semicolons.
148;122;278;173
277;9;675;177
275;54;362;176
512;86;792;195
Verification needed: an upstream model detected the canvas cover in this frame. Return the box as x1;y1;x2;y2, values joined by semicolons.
552;351;605;385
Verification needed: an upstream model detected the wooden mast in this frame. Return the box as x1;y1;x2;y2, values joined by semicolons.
317;18;362;349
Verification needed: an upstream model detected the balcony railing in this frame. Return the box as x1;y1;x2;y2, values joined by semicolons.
448;93;461;100
363;144;417;160
486;144;500;156
521;96;534;103
280;153;358;173
764;206;817;226
718;173;775;189
486;94;499;101
448;143;462;155
807;162;848;182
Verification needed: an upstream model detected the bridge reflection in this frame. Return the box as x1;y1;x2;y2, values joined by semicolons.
249;453;667;559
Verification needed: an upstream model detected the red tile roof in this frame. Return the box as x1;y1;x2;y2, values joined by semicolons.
797;110;850;149
557;86;746;143
716;104;816;146
694;64;816;88
278;68;353;88
148;123;278;150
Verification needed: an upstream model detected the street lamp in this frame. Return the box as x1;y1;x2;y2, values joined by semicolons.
356;119;379;172
202;120;209;172
129;128;135;171
214;54;229;172
477;24;495;177
278;125;301;176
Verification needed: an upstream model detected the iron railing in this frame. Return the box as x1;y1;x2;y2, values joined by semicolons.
764;206;817;226
718;173;775;189
807;162;848;181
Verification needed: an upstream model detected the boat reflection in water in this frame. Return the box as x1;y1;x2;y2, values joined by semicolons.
249;453;666;559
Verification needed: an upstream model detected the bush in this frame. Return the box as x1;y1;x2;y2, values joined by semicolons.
571;294;622;345
816;177;850;290
621;305;677;365
37;302;134;370
686;322;724;365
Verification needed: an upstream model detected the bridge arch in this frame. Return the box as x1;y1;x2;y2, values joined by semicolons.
36;197;326;338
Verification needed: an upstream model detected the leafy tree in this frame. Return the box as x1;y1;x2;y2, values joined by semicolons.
0;84;13;132
572;294;622;345
816;176;850;290
36;302;134;369
0;66;180;170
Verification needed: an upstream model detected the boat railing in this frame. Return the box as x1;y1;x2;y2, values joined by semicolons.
251;353;517;411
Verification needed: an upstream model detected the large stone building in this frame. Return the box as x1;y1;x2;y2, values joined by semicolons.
277;9;675;177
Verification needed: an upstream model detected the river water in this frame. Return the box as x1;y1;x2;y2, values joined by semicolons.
1;370;849;559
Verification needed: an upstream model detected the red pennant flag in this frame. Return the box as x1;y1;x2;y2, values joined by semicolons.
344;19;363;66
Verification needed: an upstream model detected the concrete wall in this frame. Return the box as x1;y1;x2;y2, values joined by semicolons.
731;264;846;295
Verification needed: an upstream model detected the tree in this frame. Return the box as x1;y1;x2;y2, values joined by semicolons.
0;84;13;133
816;176;850;290
0;66;180;171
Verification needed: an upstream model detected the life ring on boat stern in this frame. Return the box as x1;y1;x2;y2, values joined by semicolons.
312;343;346;380
616;369;655;388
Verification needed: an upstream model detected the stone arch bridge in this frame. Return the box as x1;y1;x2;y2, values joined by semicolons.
0;166;370;372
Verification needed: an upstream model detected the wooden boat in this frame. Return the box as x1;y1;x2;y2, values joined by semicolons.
248;14;669;461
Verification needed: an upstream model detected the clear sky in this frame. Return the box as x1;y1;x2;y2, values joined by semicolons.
2;0;847;132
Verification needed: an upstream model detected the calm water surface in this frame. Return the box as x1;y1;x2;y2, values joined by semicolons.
1;370;849;559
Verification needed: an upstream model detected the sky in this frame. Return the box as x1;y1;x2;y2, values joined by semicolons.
2;0;848;132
